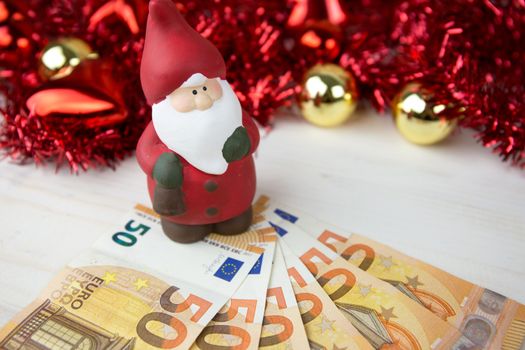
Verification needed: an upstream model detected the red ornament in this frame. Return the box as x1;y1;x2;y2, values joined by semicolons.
0;0;149;172
287;0;347;60
28;56;128;129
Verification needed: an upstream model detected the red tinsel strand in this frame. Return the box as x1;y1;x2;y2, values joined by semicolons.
458;1;525;166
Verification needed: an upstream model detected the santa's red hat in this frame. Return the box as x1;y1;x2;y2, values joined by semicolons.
140;0;226;105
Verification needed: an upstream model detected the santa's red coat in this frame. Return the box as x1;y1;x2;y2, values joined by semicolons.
136;109;260;225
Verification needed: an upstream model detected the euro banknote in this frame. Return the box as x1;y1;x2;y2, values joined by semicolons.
279;240;374;350
191;226;277;350
259;243;309;349
263;197;525;350
263;209;476;350
0;204;265;350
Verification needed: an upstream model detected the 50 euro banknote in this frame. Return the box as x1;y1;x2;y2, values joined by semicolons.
262;197;525;350
0;204;267;350
191;223;277;350
279;240;374;350
263;209;476;350
259;243;309;350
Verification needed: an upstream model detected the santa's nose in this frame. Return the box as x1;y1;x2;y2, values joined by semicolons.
194;92;213;110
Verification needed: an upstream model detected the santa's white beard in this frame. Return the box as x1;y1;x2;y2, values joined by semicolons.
152;79;243;175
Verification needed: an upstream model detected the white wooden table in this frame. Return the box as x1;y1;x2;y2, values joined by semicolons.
1;109;524;327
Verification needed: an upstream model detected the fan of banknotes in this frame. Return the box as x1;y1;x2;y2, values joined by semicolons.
1;196;524;350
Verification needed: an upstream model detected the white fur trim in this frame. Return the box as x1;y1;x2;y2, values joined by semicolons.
181;73;208;88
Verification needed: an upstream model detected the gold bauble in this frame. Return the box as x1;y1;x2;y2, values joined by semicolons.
299;63;358;127
392;83;456;145
39;38;99;80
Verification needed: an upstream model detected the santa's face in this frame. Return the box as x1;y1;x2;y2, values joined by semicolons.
170;79;223;112
152;74;242;175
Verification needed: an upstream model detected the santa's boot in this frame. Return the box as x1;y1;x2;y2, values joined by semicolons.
213;207;253;235
161;217;212;243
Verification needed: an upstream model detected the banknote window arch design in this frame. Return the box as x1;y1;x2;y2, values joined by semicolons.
29;319;95;350
0;299;135;350
77;338;93;350
460;315;496;348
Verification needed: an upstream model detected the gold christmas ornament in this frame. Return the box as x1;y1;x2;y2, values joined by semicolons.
299;63;358;127
39;38;99;80
392;83;456;145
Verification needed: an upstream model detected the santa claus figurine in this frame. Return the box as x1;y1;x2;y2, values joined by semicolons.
136;0;260;243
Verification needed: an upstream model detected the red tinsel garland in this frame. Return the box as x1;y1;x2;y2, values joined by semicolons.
340;0;525;166
1;0;524;171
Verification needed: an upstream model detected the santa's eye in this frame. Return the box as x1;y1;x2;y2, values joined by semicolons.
192;90;197;95
203;86;207;91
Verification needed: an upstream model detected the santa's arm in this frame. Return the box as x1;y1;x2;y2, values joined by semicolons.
242;109;260;155
136;121;169;176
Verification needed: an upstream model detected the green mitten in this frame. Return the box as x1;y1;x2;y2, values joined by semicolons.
152;153;183;188
222;127;251;163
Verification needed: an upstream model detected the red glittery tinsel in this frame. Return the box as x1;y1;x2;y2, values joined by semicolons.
180;0;300;124
1;0;525;171
339;0;525;167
